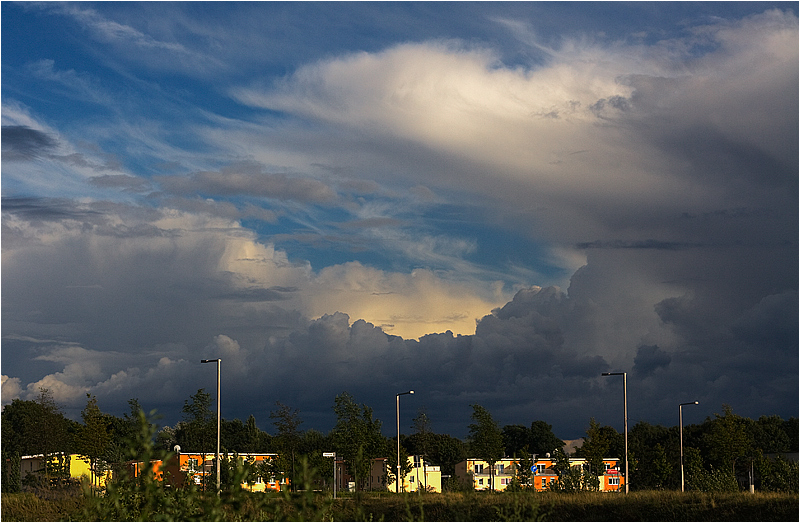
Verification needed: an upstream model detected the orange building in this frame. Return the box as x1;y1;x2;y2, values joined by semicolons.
455;456;625;492
129;451;287;492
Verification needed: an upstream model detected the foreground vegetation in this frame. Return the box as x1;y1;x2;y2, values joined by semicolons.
2;489;798;521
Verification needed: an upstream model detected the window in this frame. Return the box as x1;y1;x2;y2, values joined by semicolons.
410;476;415;483
478;478;484;485
541;477;547;487
414;456;421;468
609;477;620;486
474;464;484;474
497;464;505;473
187;458;199;471
500;478;508;485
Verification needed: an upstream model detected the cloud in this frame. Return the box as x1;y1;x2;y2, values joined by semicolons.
2;376;23;405
39;3;225;75
157;164;337;203
232;10;797;248
633;345;672;377
1;6;796;438
1;126;58;161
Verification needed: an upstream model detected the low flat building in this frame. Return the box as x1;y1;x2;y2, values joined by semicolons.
20;453;113;487
455;456;625;492
129;451;286;492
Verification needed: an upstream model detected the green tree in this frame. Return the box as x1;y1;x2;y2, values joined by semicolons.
411;407;434;461
244;414;265;452
78;394;111;488
548;447;584;492
468;404;504;491
176;389;215;490
629;421;675;490
754;450;799;492
508;448;534;491
386;441;413;491
428;433;467;476
501;424;530;457
154;425;177;452
684;446;737;492
705;405;753;476
297;429;335;490
331;392;384;491
3;389;75;488
576;418;612;477
752;415;791;453
529;420;565;457
271;401;303;491
649;443;673;490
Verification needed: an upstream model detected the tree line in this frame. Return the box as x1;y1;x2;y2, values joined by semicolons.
2;388;797;493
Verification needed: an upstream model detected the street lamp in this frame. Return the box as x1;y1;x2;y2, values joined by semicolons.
602;372;628;493
395;390;414;493
201;358;221;495
679;401;699;492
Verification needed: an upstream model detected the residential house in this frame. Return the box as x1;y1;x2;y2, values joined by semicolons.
372;455;442;492
334;455;442;492
455;456;625;492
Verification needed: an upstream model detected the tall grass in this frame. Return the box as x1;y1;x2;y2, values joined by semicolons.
1;492;85;521
1;489;797;521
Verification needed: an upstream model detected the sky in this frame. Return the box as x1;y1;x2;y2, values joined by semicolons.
2;1;797;441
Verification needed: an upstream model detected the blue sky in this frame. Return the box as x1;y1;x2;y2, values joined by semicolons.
2;2;797;440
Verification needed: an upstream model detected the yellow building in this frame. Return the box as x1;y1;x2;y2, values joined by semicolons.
20;453;113;487
367;455;442;492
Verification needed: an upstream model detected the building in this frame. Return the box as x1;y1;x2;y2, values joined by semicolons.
129;451;287;492
20;453;113;487
455;456;625;492
333;455;442;492
372;455;442;493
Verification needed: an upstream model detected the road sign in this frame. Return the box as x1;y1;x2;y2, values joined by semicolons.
323;452;335;457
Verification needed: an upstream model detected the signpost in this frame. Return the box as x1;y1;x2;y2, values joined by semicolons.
323;453;336;498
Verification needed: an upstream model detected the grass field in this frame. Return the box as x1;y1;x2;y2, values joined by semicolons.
2;489;797;521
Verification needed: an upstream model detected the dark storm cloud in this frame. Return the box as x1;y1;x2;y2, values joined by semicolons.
633;345;671;377
255;286;617;437
2;126;58;161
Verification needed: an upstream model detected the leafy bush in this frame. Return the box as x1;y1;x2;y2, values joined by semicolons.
755;453;799;493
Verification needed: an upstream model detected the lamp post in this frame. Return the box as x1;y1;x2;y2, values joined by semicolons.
201;358;221;495
395;390;414;493
602;372;628;493
679;401;699;492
